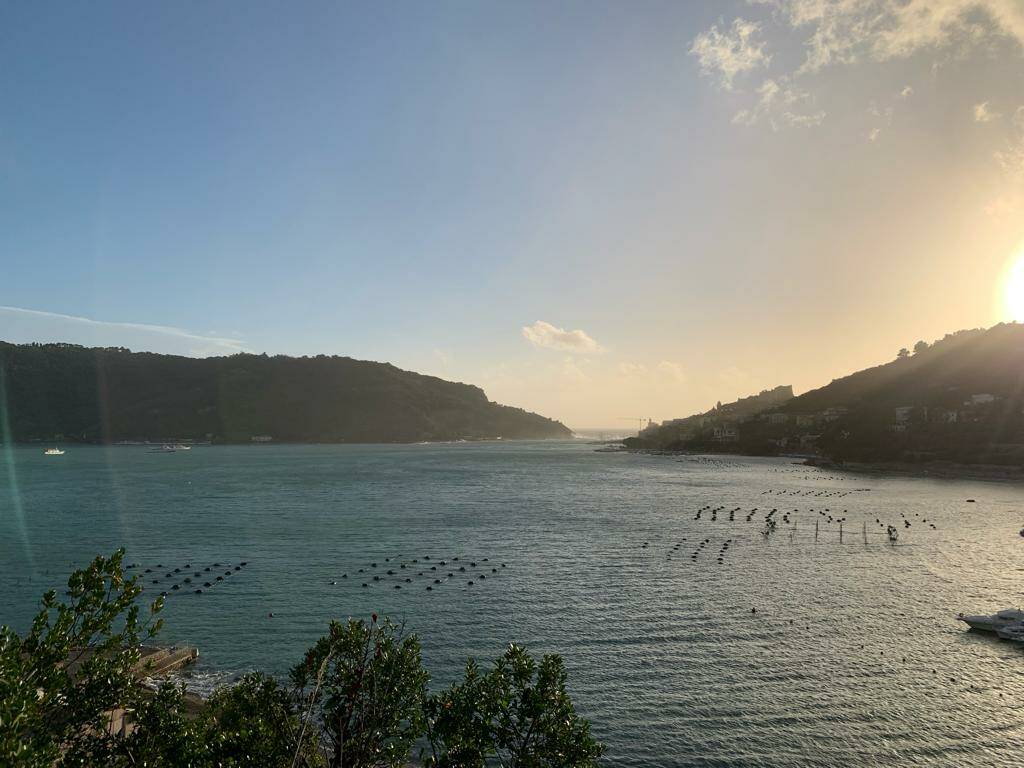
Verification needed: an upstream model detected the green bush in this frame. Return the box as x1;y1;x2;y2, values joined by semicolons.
0;552;604;767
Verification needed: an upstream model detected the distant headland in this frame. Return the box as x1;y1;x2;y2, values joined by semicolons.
626;323;1024;470
0;342;572;444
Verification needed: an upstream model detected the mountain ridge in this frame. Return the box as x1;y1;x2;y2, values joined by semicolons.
0;342;572;444
627;323;1024;466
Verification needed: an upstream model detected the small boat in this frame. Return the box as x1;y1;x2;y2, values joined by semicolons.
43;447;65;456
149;445;176;453
996;623;1024;643
172;444;192;451
958;608;1024;633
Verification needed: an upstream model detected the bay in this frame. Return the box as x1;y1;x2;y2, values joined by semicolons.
3;441;1024;766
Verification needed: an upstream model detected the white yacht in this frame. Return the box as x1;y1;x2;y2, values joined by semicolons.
957;608;1024;633
43;447;64;455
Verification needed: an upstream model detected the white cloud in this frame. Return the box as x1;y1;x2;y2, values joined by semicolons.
521;320;602;353
0;305;249;357
865;100;895;141
974;101;1000;121
732;77;825;128
702;1;1023;131
755;0;1024;73
690;18;771;90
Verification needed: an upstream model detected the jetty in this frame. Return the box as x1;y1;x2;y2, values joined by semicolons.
132;644;199;678
63;644;202;738
64;643;199;680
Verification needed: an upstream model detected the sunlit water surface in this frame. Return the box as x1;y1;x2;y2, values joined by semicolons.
3;442;1024;766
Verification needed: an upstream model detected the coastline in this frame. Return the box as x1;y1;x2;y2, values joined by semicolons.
828;460;1024;484
622;447;1024;484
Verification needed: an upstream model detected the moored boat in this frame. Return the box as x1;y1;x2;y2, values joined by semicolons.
957;608;1024;633
43;447;65;455
996;623;1024;643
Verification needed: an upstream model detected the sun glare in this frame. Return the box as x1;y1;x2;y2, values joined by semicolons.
1004;249;1024;323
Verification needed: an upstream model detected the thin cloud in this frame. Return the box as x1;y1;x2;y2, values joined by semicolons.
690;18;771;90
994;107;1024;178
521;320;602;354
0;305;249;356
974;101;1000;122
657;361;687;384
617;362;648;377
754;0;1024;73
700;1;1023;130
732;77;825;128
617;360;686;384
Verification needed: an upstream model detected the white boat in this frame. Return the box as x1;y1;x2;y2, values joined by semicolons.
149;445;176;453
957;608;1024;632
172;444;192;451
43;447;64;456
996;623;1024;643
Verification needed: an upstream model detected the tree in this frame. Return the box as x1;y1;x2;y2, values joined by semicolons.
424;644;604;768
896;348;910;359
290;616;429;768
0;549;164;767
913;340;929;355
203;673;307;767
3;556;603;768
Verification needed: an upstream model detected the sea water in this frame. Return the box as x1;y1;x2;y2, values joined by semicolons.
3;442;1024;766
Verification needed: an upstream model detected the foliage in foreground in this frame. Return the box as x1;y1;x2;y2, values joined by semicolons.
0;550;604;767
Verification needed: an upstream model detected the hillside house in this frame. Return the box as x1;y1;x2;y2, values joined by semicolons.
713;426;738;442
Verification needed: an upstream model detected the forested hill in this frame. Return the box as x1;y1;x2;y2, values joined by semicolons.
0;342;572;444
780;324;1024;415
628;323;1024;465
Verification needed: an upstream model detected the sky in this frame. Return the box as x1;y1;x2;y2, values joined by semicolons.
1;1;1023;429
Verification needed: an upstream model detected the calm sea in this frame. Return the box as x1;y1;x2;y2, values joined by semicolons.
3;441;1024;766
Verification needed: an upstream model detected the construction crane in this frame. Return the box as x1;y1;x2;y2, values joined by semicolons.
617;417;656;433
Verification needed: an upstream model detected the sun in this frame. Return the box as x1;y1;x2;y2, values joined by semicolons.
1004;249;1024;323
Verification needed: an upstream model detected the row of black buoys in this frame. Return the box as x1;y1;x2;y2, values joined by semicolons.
691;538;711;560
144;559;249;597
717;539;733;564
350;555;506;591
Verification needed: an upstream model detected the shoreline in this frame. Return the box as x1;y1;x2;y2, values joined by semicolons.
623;448;1024;484
828;460;1024;484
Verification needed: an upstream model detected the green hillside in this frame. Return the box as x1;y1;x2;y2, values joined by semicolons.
628;323;1024;465
0;342;572;444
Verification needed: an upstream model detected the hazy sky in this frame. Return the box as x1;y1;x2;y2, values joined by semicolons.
2;1;1023;428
